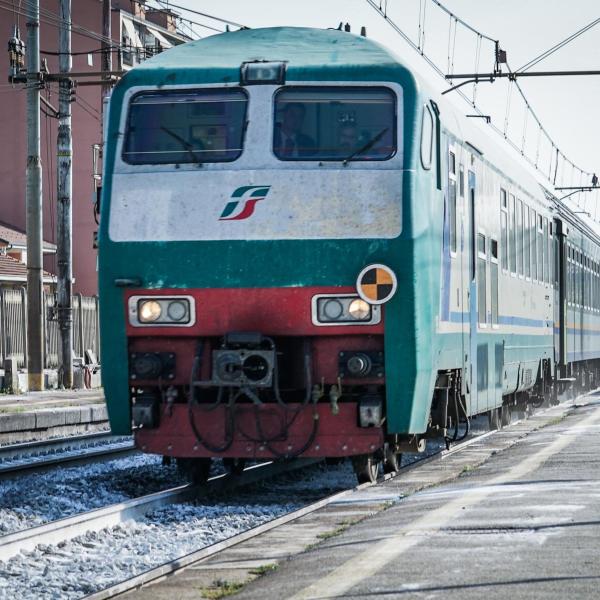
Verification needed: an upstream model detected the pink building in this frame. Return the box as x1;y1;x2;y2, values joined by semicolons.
0;0;188;295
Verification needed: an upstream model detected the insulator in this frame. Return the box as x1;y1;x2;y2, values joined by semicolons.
7;24;26;83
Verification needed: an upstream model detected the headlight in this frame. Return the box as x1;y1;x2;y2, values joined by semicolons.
129;296;195;327
312;294;381;326
348;298;370;320
139;300;162;323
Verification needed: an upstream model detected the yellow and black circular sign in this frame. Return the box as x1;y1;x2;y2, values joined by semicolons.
356;264;398;305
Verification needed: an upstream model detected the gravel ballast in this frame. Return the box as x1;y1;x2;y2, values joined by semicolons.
0;462;356;599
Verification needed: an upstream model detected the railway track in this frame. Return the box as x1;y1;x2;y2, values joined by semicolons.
0;457;317;562
82;428;497;600
0;432;136;479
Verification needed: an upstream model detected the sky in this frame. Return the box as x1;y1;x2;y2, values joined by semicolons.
164;0;600;186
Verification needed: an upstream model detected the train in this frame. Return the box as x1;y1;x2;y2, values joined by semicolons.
98;26;600;483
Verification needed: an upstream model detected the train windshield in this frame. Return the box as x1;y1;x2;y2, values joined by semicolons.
273;87;396;161
122;88;248;164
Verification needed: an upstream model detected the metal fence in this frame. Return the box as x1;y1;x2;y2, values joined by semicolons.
0;287;100;370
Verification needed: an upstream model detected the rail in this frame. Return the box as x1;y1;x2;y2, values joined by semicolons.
0;433;135;480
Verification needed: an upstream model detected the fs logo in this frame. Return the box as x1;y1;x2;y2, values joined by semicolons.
219;185;271;221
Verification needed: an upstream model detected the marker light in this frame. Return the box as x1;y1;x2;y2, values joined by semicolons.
240;61;286;85
167;300;187;322
323;298;344;320
139;300;162;323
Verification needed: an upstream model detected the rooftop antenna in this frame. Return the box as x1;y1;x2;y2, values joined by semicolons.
344;23;351;32
360;26;367;37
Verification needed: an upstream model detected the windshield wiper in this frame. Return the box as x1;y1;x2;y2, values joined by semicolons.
160;126;203;165
342;128;389;165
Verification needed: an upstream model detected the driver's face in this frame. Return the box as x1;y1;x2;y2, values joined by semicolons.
283;106;305;133
339;126;358;148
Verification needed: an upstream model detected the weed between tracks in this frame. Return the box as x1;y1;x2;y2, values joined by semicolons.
460;464;475;475
249;563;278;576
545;416;567;427
202;579;245;599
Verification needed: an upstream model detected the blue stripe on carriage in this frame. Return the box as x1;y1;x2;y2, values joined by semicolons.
568;350;600;361
498;315;547;328
446;311;552;329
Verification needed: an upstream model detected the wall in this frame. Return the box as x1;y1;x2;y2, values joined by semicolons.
0;0;111;295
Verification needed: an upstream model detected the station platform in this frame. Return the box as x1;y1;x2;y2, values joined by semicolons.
0;389;108;445
130;392;600;599
238;395;600;600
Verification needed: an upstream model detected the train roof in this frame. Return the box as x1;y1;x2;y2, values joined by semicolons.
127;26;403;73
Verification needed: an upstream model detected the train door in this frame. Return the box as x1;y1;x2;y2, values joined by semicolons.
554;219;566;371
467;169;478;413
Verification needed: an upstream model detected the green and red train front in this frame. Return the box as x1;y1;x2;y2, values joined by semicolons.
127;277;396;460
97;27;439;463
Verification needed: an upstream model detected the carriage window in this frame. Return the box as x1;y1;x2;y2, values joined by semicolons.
459;165;465;197
517;199;524;276
530;208;537;281
491;239;499;326
420;105;433;169
273;87;396;161
547;220;553;287
477;233;487;326
543;217;549;285
500;189;508;271
449;151;457;254
537;215;544;284
123;89;248;164
509;194;516;274
524;205;531;278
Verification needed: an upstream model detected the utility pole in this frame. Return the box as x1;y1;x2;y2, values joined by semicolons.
57;0;73;389
102;0;112;103
25;0;44;392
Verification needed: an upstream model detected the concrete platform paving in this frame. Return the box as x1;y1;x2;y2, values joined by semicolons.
123;394;600;600
0;390;108;445
239;396;600;600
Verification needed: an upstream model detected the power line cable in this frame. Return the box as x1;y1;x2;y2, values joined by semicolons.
149;0;223;33
518;16;600;73
429;0;496;43
364;0;597;192
147;0;247;29
0;1;116;47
